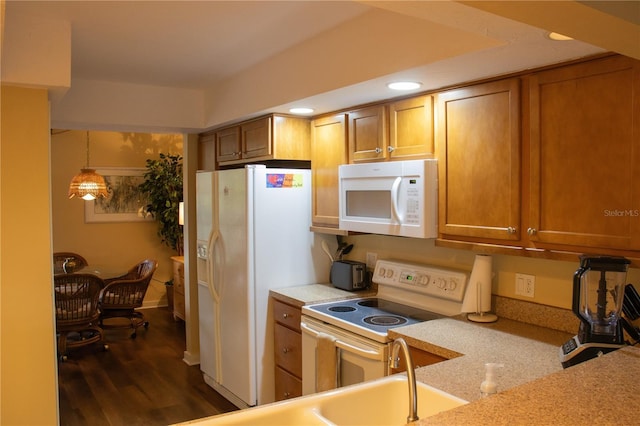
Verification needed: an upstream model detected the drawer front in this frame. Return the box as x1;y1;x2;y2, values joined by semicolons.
274;366;302;401
173;261;185;292
273;300;301;331
274;323;302;377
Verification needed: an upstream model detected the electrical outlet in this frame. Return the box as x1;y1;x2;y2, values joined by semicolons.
366;252;378;269
515;273;535;298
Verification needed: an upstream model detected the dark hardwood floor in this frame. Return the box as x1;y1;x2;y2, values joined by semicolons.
57;307;238;426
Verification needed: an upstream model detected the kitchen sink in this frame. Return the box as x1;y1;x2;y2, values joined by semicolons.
189;406;331;426
176;375;467;425
317;375;468;425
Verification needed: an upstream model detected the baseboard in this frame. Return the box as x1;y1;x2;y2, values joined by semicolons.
141;300;168;309
183;350;200;366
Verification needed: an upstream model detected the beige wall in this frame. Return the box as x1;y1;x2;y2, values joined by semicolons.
346;234;640;312
51;130;183;306
1;86;58;425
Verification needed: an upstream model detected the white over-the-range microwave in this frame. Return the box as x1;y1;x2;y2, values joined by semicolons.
338;159;437;238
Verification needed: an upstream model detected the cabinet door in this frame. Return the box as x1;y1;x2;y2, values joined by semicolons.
216;126;241;164
389;346;446;374
198;131;216;171
311;114;348;228
389;95;434;159
348;105;387;163
528;56;640;251
242;116;271;159
437;78;521;242
171;257;185;321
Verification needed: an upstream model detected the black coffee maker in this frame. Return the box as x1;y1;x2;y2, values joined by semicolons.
560;255;630;368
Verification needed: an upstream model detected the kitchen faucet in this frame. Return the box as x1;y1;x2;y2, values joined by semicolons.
389;337;419;423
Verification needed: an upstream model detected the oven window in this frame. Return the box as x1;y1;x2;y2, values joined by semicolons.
345;190;390;218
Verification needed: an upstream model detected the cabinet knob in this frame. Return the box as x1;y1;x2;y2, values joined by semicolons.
387;146;395;153
282;347;290;354
507;227;517;234
375;147;383;154
282;313;290;319
284;392;291;397
527;228;537;236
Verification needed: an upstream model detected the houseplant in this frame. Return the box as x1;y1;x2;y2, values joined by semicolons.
139;153;183;312
139;153;184;254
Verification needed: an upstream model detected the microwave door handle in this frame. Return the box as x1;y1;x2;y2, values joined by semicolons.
391;176;404;223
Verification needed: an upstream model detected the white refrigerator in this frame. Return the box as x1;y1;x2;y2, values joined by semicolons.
196;165;331;408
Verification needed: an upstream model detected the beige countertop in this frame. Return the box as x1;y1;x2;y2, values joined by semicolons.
270;283;640;425
418;346;640;426
389;316;573;403
269;282;376;307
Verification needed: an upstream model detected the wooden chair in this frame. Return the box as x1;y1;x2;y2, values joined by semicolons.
54;273;107;361
102;258;157;284
53;252;88;274
99;259;158;338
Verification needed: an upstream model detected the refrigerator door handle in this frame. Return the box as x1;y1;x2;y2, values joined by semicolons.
207;229;224;382
207;229;221;303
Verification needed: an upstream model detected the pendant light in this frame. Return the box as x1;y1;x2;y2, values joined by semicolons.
68;131;109;201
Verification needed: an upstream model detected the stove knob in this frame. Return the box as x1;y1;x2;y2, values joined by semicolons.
436;278;446;289
448;279;458;291
378;267;386;277
385;269;394;278
419;275;429;286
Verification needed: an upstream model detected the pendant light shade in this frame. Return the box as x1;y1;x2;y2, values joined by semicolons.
68;131;109;200
68;168;109;200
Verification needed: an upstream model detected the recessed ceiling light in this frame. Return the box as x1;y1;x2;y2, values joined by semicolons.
387;81;422;91
548;32;573;41
289;107;314;115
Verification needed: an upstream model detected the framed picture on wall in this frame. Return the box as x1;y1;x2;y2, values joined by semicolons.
84;168;153;223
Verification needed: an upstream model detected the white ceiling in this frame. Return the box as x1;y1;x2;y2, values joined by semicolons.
4;1;639;131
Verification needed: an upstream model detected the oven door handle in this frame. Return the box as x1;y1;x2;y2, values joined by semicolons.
301;322;383;360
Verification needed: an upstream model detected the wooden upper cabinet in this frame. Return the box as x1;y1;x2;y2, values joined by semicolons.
216;126;241;164
389;95;434;159
436;78;521;242
242;117;271;159
198;131;217;171
211;115;310;168
348;96;434;163
311;114;348;229
348;105;388;162
528;55;640;252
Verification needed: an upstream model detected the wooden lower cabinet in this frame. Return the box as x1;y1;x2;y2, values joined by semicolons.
275;367;302;400
273;298;303;401
171;256;185;321
389;345;446;374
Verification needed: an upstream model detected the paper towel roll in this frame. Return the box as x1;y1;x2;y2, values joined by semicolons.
461;254;497;322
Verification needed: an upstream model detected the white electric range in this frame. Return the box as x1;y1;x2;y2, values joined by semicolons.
300;259;469;395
